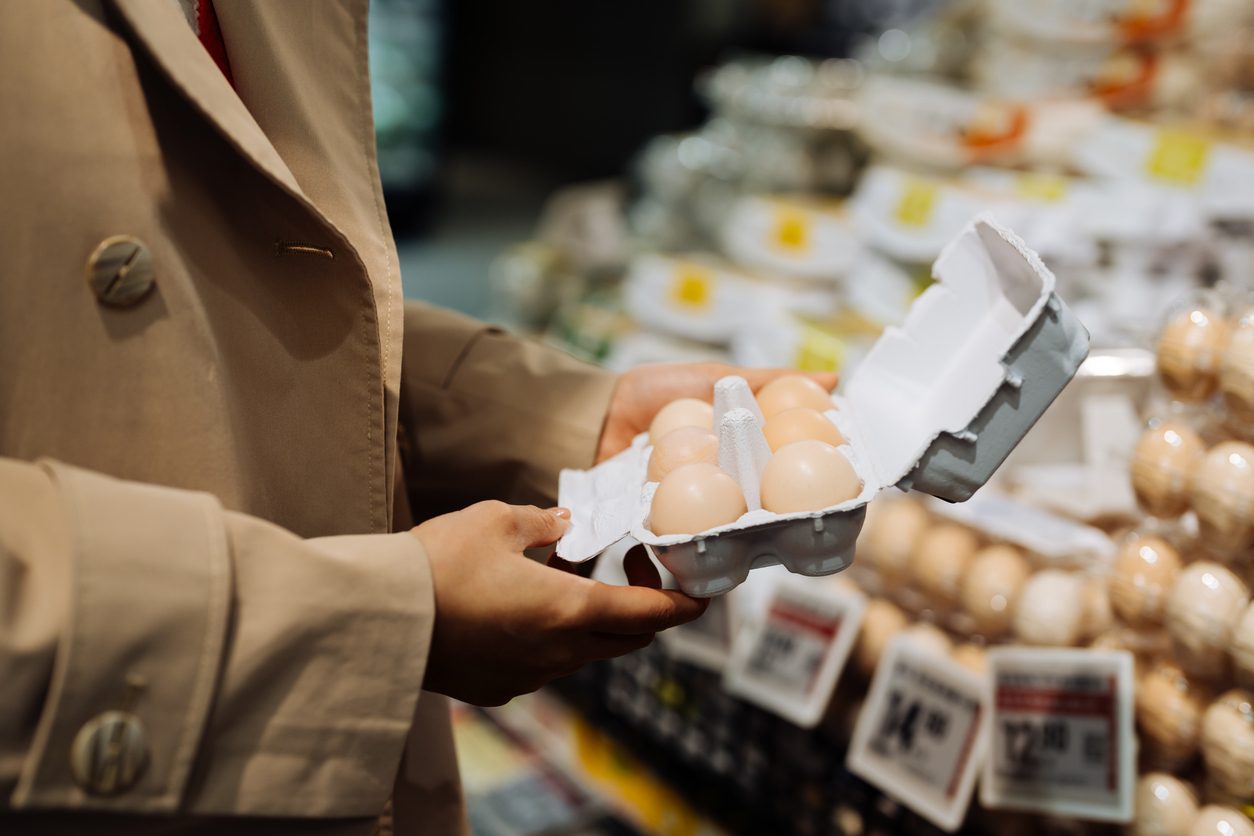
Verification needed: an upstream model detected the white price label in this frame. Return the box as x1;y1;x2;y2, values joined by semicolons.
723;580;864;727
658;593;737;672
847;638;987;832
982;648;1135;823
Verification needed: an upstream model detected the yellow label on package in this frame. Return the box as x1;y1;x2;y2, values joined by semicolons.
894;178;939;228
772;206;811;253
1015;173;1067;203
794;324;844;373
668;264;714;311
1145;130;1210;187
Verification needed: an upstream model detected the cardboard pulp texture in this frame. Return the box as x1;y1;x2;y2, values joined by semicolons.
557;216;1091;596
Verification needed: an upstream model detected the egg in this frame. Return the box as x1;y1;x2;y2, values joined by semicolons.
1080;576;1114;641
901;622;953;656
760;440;862;514
762;407;846;452
859;497;929;584
1199;690;1254;799
649;462;747;536
1131;422;1205;519
1137;662;1211;769
1191;441;1254;554
1111;534;1183;626
853;598;908;676
1131;772;1198;836
960;544;1030;637
647;426;719;482
1166;562;1251;679
911;523;980;609
1233;602;1254;689
755;374;834;418
648;398;713;446
1014;570;1085;646
1220;308;1254;427
1189;807;1254;836
1090;626;1172;665
1157;307;1229;401
951;643;987;675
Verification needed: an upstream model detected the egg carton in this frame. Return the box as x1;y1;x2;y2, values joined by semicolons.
558;216;1091;596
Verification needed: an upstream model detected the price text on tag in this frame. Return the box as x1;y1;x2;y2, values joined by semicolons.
982;648;1135;823
847;638;987;832
723;580;865;728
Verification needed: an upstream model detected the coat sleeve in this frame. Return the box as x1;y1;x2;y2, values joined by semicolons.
398;300;618;519
0;457;432;818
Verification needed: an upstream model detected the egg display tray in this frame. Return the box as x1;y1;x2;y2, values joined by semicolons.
557;216;1091;596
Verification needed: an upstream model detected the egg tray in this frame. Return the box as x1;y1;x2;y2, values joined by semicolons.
558;216;1091;596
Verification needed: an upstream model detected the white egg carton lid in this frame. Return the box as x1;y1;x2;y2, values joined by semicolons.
557;216;1090;591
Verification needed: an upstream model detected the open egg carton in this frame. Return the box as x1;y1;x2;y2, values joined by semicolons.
558;216;1091;596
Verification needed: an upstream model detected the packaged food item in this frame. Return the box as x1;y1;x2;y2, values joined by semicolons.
1199;690;1254;800
1157;305;1231;401
1232;602;1254;689
1080;576;1115;640
1136;661;1212;769
1219;307;1254;431
960;544;1031;637
1165;562;1251;679
719;195;863;282
1110;533;1183;625
911;523;980;610
1013;570;1086;646
1191;441;1254;554
557;218;1089;596
856;494;928;585
1189;807;1254;836
852;597;909;676
1131;772;1199;836
1130;421;1206;518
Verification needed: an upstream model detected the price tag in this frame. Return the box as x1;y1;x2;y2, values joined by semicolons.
894;178;939;228
658;593;738;673
1145;130;1210;187
723;579;865;727
667;263;714;312
982;647;1135;823
1080;393;1141;470
771;205;811;253
847;638;987;831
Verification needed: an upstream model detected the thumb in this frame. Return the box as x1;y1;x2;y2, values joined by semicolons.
508;505;571;549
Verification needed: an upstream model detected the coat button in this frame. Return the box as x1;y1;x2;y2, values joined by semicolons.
70;711;149;796
86;236;156;307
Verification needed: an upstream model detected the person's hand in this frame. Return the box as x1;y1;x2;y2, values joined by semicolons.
597;363;839;462
414;501;708;706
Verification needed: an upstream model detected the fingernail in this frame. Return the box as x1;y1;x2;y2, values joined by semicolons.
547;507;571;520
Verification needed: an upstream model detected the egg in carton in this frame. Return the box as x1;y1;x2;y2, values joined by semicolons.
557;216;1091;596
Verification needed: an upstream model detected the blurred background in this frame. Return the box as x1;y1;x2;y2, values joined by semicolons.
369;2;1254;834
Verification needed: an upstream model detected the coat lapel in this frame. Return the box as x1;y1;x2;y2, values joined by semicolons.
106;0;308;202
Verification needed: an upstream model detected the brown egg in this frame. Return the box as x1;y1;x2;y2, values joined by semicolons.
1192;441;1254;554
853;598;909;676
647;426;719;482
1189;806;1254;836
1137;662;1211;769
1111;534;1183;626
1199;690;1254;799
1233;602;1254;690
755;374;834;418
960;544;1031;637
1014;570;1085;646
1132;772;1198;836
859;497;930;584
1166;562;1251;679
762;407;846;452
760;440;862;514
648;398;713;446
1130;422;1205;519
1220;308;1254;427
649;462;747;536
911;523;980;609
1157;307;1229;401
951;643;987;675
1080;576;1114;641
901;622;953;655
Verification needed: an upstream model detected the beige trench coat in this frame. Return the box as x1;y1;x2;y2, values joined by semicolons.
0;2;617;833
